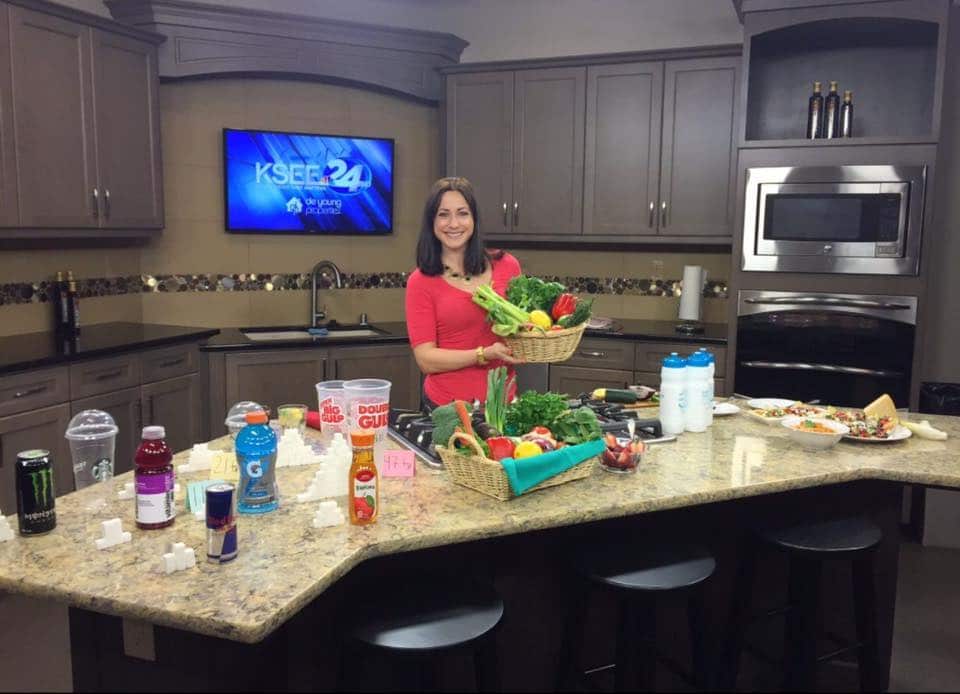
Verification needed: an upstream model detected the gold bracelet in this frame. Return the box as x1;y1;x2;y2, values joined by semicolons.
476;345;487;366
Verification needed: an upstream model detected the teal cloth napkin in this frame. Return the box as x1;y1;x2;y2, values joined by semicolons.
500;438;605;496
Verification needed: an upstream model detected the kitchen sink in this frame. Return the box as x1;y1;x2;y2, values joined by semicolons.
242;325;387;341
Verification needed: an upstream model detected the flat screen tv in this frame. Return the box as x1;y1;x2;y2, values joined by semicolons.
223;128;394;235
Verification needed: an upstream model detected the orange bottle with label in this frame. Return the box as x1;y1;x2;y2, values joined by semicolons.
349;429;378;525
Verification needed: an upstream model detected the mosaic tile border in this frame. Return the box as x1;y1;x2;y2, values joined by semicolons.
0;273;728;307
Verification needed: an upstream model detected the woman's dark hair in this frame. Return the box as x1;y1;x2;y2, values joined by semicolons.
416;177;503;276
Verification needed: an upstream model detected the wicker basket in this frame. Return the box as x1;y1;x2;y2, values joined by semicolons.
503;321;587;364
436;432;595;501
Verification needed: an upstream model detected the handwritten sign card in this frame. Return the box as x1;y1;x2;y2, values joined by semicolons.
381;450;416;478
209;452;239;483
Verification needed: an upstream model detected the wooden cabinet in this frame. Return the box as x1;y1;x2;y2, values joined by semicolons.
329;344;421;411
658;57;739;237
142;374;200;459
0;1;162;236
445;71;514;236
549;365;633;397
446;66;585;237
0;404;71;512
513;67;585;236
445;52;739;244
9;5;97;228
224;350;327;416
584;61;663;237
71;386;141;475
92;28;163;229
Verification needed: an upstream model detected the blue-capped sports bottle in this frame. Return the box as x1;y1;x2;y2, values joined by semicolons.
684;351;711;433
236;411;279;514
660;353;687;436
698;348;717;427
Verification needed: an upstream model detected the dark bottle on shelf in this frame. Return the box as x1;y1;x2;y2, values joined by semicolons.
52;271;69;334
824;81;841;139
840;90;854;137
806;81;824;139
66;271;80;335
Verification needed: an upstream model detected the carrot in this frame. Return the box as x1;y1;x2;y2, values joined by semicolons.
454;400;475;438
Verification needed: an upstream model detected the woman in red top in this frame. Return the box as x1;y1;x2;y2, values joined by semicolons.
405;177;522;408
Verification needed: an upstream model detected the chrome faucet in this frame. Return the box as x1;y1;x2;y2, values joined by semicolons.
310;260;344;327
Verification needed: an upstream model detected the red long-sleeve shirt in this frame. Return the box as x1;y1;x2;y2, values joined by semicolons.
405;253;521;406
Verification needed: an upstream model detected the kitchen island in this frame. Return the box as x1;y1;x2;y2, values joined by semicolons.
2;412;958;690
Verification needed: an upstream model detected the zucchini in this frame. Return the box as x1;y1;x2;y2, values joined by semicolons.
591;388;639;404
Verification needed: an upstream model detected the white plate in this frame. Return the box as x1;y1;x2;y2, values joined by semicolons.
714;402;740;416
747;398;796;410
842;425;913;443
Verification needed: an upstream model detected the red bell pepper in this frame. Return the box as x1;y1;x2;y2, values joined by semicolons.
486;436;516;461
551;293;577;321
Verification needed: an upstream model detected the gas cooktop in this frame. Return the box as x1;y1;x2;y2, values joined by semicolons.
387;396;675;468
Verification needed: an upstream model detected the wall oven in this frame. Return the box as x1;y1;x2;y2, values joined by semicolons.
736;290;917;407
742;165;926;275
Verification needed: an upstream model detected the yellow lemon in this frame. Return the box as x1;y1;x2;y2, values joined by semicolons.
529;310;553;330
513;441;543;458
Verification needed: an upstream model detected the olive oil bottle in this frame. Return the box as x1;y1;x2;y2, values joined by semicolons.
806;81;824;139
824;81;841;139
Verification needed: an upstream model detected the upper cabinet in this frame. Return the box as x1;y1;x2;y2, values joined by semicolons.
445;51;740;245
0;1;164;238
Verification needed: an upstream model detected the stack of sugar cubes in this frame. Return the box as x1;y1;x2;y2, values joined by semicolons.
0;509;13;542
276;428;323;468
296;433;352;528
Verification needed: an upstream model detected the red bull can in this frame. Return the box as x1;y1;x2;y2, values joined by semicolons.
206;483;238;563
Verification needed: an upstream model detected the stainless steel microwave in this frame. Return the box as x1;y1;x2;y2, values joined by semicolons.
742;165;926;275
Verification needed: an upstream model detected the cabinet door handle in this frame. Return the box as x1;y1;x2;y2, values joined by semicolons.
502;202;508;228
95;369;124;381
92;188;99;219
159;357;185;368
146;395;155;424
13;385;46;399
513;201;519;226
660;200;668;228
649;201;655;228
104;188;111;219
135;398;143;432
578;350;606;359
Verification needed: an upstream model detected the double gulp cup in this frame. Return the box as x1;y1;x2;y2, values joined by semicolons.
343;379;391;464
315;380;348;445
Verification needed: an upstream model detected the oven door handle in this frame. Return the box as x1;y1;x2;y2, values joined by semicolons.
743;296;912;310
739;360;904;379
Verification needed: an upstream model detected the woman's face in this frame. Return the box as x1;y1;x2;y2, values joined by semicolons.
433;190;474;253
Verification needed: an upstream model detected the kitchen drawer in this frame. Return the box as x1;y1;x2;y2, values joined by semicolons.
70;354;140;400
563;338;635;371
0;367;70;418
634;370;727;396
549;365;634;396
141;344;198;384
635;342;727;377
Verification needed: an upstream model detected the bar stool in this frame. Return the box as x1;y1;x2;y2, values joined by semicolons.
337;580;503;692
556;542;717;691
720;517;883;692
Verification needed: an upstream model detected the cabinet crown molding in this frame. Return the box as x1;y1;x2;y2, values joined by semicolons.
106;0;468;101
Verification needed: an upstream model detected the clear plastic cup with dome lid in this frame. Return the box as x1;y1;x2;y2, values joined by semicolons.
225;401;267;448
65;409;118;490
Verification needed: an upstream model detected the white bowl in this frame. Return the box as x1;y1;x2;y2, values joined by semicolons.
781;416;849;450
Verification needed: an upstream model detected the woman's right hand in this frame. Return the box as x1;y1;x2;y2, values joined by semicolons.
484;342;522;365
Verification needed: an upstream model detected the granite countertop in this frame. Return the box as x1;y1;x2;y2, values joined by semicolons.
0;323;220;375
201;319;728;351
1;411;957;644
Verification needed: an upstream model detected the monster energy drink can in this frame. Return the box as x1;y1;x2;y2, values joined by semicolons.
16;449;56;535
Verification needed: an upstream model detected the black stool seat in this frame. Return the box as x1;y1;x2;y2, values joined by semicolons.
761;517;882;557
576;543;716;592
347;582;504;652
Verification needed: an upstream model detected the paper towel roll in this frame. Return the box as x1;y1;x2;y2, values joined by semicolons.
678;265;705;322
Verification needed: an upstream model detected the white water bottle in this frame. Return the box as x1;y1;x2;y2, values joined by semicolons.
660;352;687;436
699;348;716;427
685;351;711;432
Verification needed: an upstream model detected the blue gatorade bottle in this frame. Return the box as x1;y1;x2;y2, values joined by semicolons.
235;410;279;514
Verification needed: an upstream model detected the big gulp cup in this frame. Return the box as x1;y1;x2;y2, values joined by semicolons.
343;379;391;463
315;380;348;445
